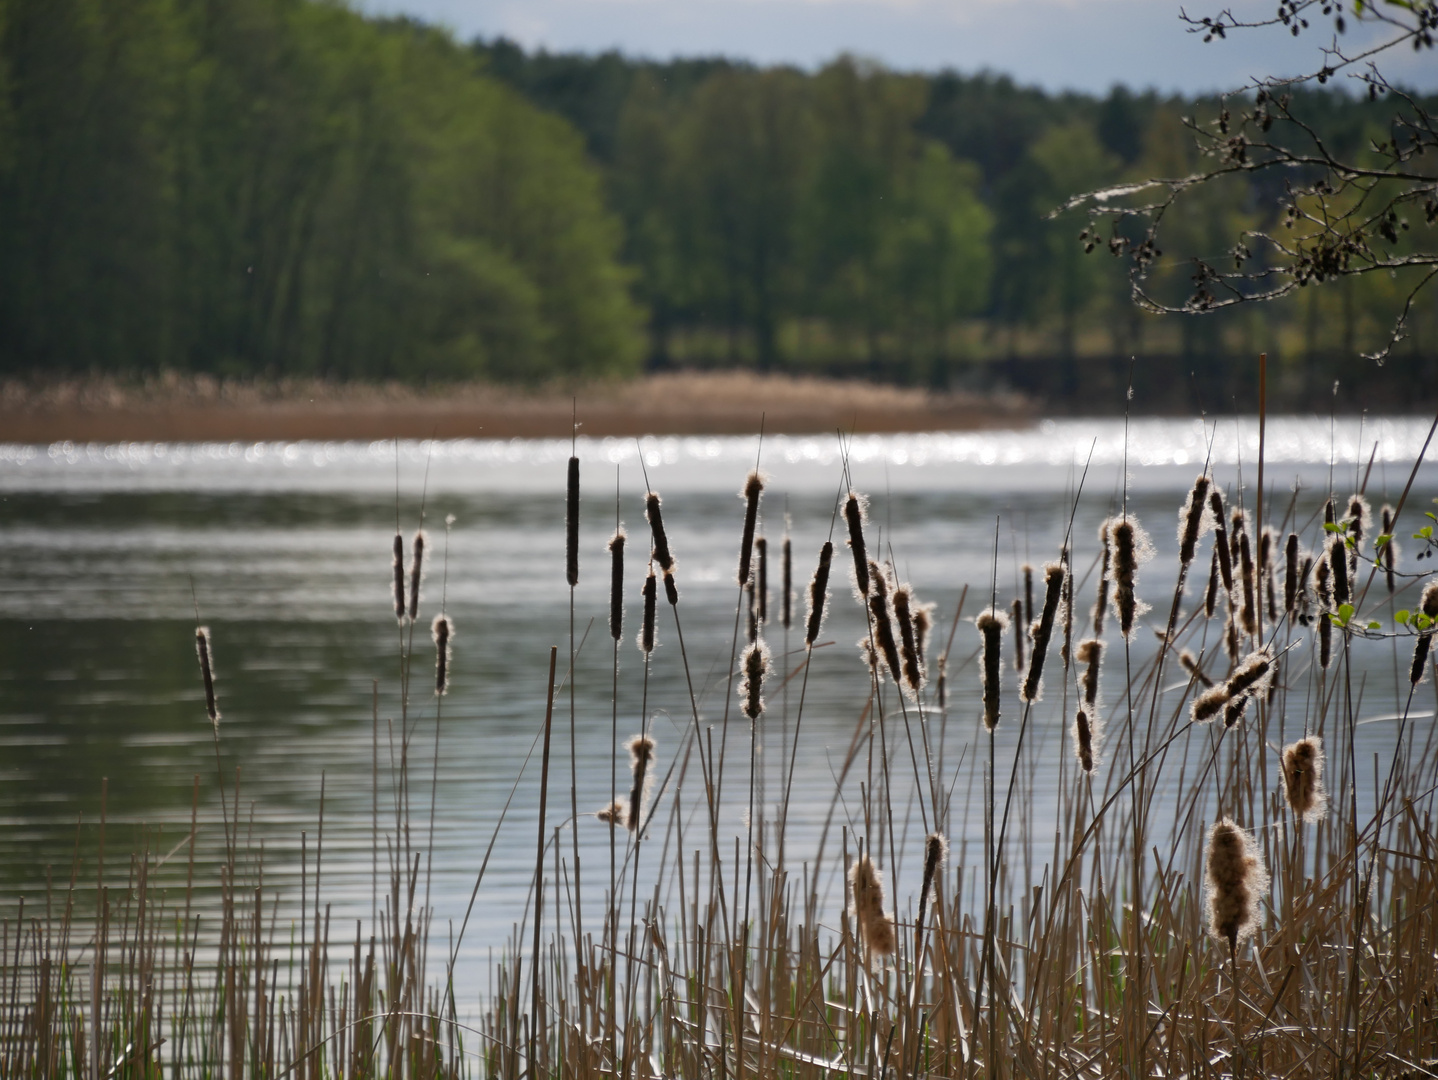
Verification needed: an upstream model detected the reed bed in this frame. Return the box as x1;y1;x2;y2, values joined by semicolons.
4;408;1438;1080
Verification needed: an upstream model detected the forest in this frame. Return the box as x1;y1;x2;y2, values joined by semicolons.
1;0;1434;409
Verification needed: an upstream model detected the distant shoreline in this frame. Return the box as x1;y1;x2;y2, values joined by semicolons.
0;372;1032;443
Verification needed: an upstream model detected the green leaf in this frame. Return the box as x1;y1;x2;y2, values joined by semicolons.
1396;609;1411;624
1375;533;1392;549
1367;621;1381;630
1417;613;1434;631
1323;521;1340;533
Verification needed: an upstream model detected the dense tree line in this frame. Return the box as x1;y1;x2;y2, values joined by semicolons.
0;0;1432;408
0;0;644;381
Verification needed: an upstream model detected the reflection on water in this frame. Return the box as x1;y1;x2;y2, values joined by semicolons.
0;417;1433;1002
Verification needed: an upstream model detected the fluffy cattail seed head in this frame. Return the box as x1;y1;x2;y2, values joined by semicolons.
844;493;870;600
595;801;627;827
1192;684;1230;723
1093;519;1113;636
1223;693;1250;729
1204;819;1269;952
976;608;1008;731
1346;494;1371;546
869;562;903;684
432;614;453;696
1284;533;1300;618
1178;474;1213;567
1328;533;1350;608
1225;648;1275;700
639;568;657;655
1210;491;1234;594
916;832;948;945
1021;561;1065;703
626;735;656;834
1205;548;1220;618
755;536;768;624
806;541;833;646
737;470;764;587
392;533;406;621
892;585;924;698
608;530;625;641
1073;708;1100;773
740;639;769;721
1282;737;1327;822
408;530;427;622
1010;598;1026;671
847;855;896;957
1022;564;1034;627
913;601;935;672
195;626;219;726
1179;649;1214;687
663;570;679;607
1238;530;1257;636
1076;638;1102;708
566;456;579;587
1109;517;1154;640
1381;505;1397;594
645;492;674;573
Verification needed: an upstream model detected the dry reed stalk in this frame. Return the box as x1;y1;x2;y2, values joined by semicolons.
392;533;406;621
1281;737;1327;822
639;568;657;655
1178;474;1212;567
195;626;219;727
869;561;903;684
847;855;896;958
737;471;764;586
626;735;656;834
1204;819;1269;954
566;456;579;587
1109;516;1153;640
740;640;769;721
431;615;452;696
806;541;833;646
1284;533;1300;618
976;608;1008;731
609;530;625;641
1021;561;1065;703
408;530;426;622
892;585;924;698
844;492;870;599
1093;519;1113;636
1011;597;1027;672
1180;648;1214;687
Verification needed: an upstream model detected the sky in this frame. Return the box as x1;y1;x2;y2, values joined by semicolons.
356;0;1438;97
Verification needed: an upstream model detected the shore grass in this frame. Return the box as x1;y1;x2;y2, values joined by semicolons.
3;405;1438;1080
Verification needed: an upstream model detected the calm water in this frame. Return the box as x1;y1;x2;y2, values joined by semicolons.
1;417;1433;1003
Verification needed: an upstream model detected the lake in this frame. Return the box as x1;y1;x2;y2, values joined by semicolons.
1;416;1434;1005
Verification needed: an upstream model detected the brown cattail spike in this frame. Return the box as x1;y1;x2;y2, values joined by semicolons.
844;493;870;599
916;833;948;949
1346;495;1371;548
408;530;426;622
625;735;656;833
639;568;657;655
1205;548;1220;618
595;801;626;827
645;492;674;573
892;585;924;697
1021;561;1065;703
937;654;948;709
1328;534;1350;608
1192;685;1230;723
1284;533;1300;618
1022;564;1034;627
913;601;935;672
566;456;579;587
392;533;406;621
1205;819;1269;953
755;536;768;625
1011;597;1026;671
1260;527;1279;622
1093;519;1113;636
1209;491;1234;594
740;640;769;721
1178;474;1212;567
976;608;1008;731
1381;505;1397;594
1238;530;1257;636
847;855;896;957
1410;582;1438;686
1110;517;1153;640
782;536;793;628
1076;638;1102;708
869;562;903;685
1073;708;1099;773
196;626;219;726
1282;737;1327;822
608;530;625;641
1223;693;1250;729
663;571;678;607
432;615;453;695
737;470;764;587
806;542;833;646
1180;649;1214;687
1060;548;1074;665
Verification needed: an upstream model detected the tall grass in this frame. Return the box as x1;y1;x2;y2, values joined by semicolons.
4;411;1438;1080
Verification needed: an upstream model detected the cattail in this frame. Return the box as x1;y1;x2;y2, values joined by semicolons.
1282;737;1327;822
1060;549;1074;664
1298;554;1314;618
1324;497;1336;527
645;492;674;573
913;601;935;672
1178;474;1212;567
625;735;656;834
937;654;948;709
1314;555;1333;608
1204;819;1268;953
1410;581;1438;686
608;530;625;641
756;536;768;624
1011;598;1027;671
1237;530;1257;636
1346;495;1371;548
844;492;870;599
916;832;948;946
1381;505;1397;593
740;640;769;721
566;455;579;587
1209;491;1234;594
1109;517;1154;640
639;567;657;655
1318;607;1333;668
1192;684;1230;723
1093;520;1112;635
976;607;1008;731
858;636;881;680
1229;506;1246;564
847;855;896;957
1076;638;1102;708
663;571;679;607
746;580;758;643
1328;534;1350;607
432;614;453;696
195;626;219;726
1225;607;1241;664
1073;708;1100;772
1225;647;1275;699
1022;561;1065;703
1022;564;1034;627
1180;649;1214;687
782;535;793;628
892;585;925;697
737;471;764;586
1284;533;1300;618
869;562;903;685
1204;549;1220;618
392;533;406;621
1223;693;1249;729
595;801;627;827
806;541;833;646
1260;527;1279;622
408;530;426;621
